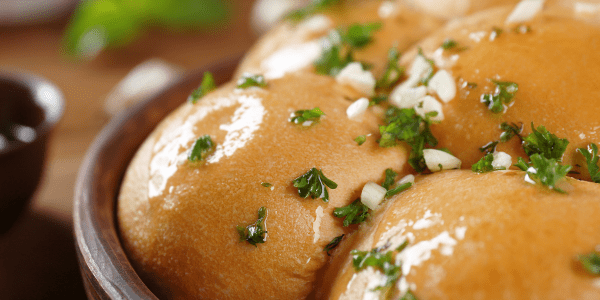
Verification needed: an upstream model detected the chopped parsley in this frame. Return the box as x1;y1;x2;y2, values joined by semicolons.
261;182;272;188
472;153;495;173
514;24;532;34
334;198;370;226
236;206;268;247
376;47;404;89
379;106;438;172
480;122;523;153
355;135;367;145
440;38;467;51
290;107;325;124
480;79;518;113
286;0;341;22
343;22;382;49
236;73;267;89
350;248;401;291
370;94;388;106
578;251;600;275
441;39;457;50
188;135;215;162
577;143;600;183
385;182;412;198
400;290;419;300
467;82;478;89
324;234;345;256
381;168;397;190
492;27;503;37
292;168;338;202
522;123;569;161
314;22;382;76
417;48;436;86
515;154;571;193
188;72;216;104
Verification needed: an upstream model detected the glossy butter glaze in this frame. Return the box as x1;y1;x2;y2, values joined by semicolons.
118;72;407;300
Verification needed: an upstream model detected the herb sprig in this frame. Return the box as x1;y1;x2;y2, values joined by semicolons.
522;123;569;161
324;234;345;256
287;0;341;22
515;154;571;193
578;251;600;275
379;107;438;172
236;207;268;247
577;143;600;183
351;248;401;289
290;107;325;124
333;199;370;226
188;72;216;104
292;168;338;202
236;73;267;89
472;153;495;173
376;47;404;89
480;80;518;113
188;135;215;162
479;122;523;154
314;22;382;76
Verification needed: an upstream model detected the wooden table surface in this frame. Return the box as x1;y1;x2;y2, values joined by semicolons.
0;1;256;298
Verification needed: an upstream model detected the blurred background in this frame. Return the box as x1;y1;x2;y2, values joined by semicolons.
0;0;267;298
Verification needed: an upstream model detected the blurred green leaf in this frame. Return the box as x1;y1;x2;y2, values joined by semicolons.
63;0;229;59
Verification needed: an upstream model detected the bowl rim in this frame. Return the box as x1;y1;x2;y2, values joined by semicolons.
0;71;65;154
73;54;242;299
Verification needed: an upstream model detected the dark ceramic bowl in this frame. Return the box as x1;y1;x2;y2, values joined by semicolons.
73;55;241;299
0;72;64;234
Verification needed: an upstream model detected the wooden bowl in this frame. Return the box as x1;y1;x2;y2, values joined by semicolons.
0;71;64;234
73;55;241;299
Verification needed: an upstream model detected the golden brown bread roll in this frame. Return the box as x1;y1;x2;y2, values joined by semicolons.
117;0;600;299
236;0;444;80
392;1;600;180
118;72;407;299
322;170;600;300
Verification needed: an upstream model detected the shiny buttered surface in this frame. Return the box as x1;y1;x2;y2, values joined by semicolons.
118;73;407;300
324;170;600;300
118;0;600;299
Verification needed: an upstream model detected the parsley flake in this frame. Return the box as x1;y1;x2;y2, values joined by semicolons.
188;72;216;104
417;48;436;86
290;107;325;124
441;39;458;50
188;135;215;162
381;168;397;190
522;123;569;161
324;234;345;256
287;0;341;22
472;153;495;173
261;182;272;188
514;24;532;34
292;168;338;202
379;106;438;172
376;47;404;89
467;82;478;89
355;135;367;145
314;22;382;76
236;207;268;247
480;122;523;153
578;251;600;275
400;290;419;300
577;143;600;183
480;79;518;113
236;73;267;89
515;154;571;193
334;198;370;226
351;248;402;290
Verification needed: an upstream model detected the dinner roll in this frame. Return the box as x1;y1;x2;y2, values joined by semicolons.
323;170;600;300
236;0;444;81
117;72;408;300
391;1;600;180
